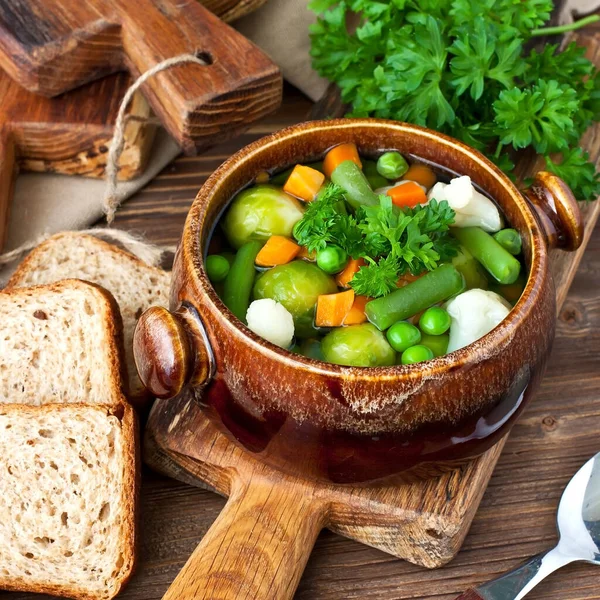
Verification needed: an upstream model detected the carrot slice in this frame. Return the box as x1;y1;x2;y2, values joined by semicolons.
323;143;362;178
283;165;325;202
402;164;437;190
297;246;317;261
315;289;355;327
397;271;423;288
387;181;427;208
336;257;365;288
342;295;370;325
255;236;300;267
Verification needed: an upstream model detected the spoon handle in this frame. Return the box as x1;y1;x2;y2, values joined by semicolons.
454;547;576;600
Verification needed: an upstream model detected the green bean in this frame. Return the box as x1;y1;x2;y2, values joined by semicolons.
223;241;262;323
365;264;465;331
452;227;521;285
493;228;522;255
362;160;389;190
330;160;379;209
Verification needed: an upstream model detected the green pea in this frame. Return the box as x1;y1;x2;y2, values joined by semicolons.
205;254;230;283
316;245;348;274
401;345;434;365
419;307;451;336
420;333;449;357
386;321;421;353
376;152;409;180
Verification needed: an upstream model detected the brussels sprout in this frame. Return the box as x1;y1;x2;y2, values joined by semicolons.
222;184;305;249
321;324;396;367
253;261;337;338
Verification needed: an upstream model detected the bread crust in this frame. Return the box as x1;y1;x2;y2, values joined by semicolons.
0;403;139;600
6;232;171;409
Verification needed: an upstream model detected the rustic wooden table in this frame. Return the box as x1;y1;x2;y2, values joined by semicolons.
5;85;599;600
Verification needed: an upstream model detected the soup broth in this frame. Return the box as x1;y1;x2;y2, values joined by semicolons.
206;143;526;368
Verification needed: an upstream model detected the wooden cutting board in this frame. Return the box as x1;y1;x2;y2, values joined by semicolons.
0;0;281;155
0;70;155;250
143;25;600;600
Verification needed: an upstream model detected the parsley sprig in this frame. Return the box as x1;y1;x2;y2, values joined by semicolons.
293;184;458;297
309;1;600;200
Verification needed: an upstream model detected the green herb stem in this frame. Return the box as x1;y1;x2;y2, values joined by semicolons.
531;14;600;37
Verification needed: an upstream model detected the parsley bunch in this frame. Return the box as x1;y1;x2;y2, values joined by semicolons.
294;184;458;297
309;0;600;200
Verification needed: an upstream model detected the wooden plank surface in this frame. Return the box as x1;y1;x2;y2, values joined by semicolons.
3;84;599;599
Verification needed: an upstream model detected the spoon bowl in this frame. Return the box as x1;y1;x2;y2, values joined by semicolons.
456;451;600;599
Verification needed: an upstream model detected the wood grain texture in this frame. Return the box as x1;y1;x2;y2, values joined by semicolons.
453;591;485;600
0;70;155;250
0;0;282;154
200;0;268;23
162;473;328;600
2;81;597;600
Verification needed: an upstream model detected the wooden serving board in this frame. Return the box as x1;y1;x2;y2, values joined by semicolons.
143;25;600;600
0;0;281;155
0;70;155;250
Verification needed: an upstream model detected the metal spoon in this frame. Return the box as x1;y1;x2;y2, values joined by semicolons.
455;451;600;600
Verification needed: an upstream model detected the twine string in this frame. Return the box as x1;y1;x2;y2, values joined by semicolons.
0;52;207;269
104;53;209;223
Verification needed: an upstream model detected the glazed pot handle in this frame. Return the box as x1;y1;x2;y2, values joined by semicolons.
522;171;584;252
133;304;214;399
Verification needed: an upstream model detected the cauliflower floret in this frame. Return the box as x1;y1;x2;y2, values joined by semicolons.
428;175;502;232
246;298;295;349
446;289;511;353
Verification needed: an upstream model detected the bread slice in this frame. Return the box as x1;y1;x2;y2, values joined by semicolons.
0;403;138;600
6;232;171;402
0;279;126;408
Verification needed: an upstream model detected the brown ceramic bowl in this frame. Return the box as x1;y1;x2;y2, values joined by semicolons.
134;119;583;484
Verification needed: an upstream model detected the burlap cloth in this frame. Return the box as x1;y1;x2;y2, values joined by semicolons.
3;0;595;252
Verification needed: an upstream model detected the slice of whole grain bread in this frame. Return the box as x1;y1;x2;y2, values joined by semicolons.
6;232;171;403
0;403;138;600
0;279;127;407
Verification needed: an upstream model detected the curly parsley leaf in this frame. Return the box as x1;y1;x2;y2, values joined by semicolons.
351;254;400;297
544;149;600;201
493;80;579;154
449;18;524;100
309;1;600;200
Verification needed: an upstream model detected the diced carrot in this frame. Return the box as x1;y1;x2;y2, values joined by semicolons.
255;236;300;267
297;246;317;261
336;257;365;288
323;143;362;178
283;165;325;202
342;295;370;325
315;289;355;327
397;271;423;288
387;181;428;208
402;164;437;190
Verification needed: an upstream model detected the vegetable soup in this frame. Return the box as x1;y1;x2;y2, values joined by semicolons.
206;143;525;367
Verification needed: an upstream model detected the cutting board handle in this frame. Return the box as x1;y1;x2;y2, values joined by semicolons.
162;476;328;600
117;0;281;154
